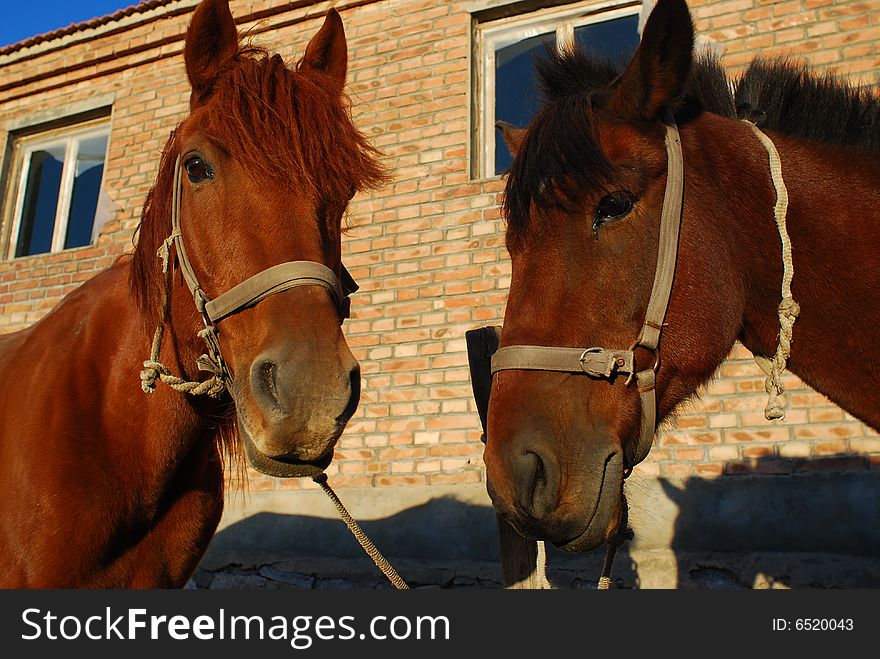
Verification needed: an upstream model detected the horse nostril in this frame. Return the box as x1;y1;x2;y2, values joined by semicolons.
531;452;547;511
513;450;555;519
256;360;281;412
336;365;361;425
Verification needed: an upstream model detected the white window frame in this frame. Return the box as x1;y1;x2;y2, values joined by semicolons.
5;119;110;259
475;0;642;179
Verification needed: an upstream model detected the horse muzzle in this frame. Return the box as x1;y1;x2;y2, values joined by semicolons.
485;425;625;552
233;342;360;478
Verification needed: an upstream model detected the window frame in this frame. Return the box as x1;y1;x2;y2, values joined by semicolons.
474;0;642;179
4;118;111;260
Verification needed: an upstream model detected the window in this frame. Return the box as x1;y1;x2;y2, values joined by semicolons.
475;1;642;178
4;120;110;258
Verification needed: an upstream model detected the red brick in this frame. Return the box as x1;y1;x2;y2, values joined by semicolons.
0;0;875;496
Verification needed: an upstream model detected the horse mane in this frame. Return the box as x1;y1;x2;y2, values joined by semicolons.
502;47;617;233
131;45;386;328
732;58;880;151
503;44;880;232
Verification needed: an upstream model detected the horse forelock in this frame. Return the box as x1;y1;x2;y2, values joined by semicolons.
206;47;387;200
502;96;613;239
502;47;619;237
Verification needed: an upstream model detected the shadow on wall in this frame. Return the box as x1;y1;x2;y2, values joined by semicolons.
207;496;499;563
199;496;508;588
200;496;636;588
198;454;879;588
651;453;880;588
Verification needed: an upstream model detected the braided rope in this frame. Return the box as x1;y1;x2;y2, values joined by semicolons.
140;345;226;397
534;540;552;589
312;473;409;589
744;121;800;421
597;495;632;590
141;360;225;397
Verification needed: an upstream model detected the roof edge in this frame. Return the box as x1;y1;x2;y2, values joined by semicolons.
0;0;186;58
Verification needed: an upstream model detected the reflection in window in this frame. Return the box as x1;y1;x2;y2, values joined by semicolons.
479;4;641;178
7;124;109;259
66;134;108;250
495;32;553;175
575;15;640;67
16;145;65;257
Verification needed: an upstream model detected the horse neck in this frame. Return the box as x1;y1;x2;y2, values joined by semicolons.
692;116;880;430
28;260;221;473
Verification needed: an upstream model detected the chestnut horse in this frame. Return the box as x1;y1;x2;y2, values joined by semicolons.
0;0;383;587
485;0;880;554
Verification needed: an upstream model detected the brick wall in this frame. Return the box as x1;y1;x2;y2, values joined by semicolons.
690;0;880;81
0;0;877;498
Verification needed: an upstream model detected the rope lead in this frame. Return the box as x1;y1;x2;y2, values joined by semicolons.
744;120;799;421
312;473;409;590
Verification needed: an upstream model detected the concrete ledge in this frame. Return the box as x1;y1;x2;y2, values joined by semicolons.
202;470;880;588
213;483;497;561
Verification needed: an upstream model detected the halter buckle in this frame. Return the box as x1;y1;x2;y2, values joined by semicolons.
579;347;629;379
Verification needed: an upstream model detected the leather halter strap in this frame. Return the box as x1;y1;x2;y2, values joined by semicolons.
160;156;356;383
491;117;684;469
491;346;634;379
205;261;347;324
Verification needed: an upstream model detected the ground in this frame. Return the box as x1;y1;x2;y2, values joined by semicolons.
190;550;880;589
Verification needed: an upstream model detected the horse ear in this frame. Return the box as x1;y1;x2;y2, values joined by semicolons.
184;0;239;106
301;9;348;93
609;0;693;120
496;121;526;157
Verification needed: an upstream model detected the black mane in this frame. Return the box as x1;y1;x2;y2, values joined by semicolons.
503;46;880;232
502;48;617;232
733;59;880;151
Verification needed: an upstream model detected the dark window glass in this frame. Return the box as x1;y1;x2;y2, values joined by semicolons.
494;31;554;175
15;145;65;257
65;135;107;249
574;14;640;67
490;14;641;177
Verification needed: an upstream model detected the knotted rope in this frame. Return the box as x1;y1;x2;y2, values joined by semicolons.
312;473;409;589
533;540;552;589
139;236;227;397
597;497;632;590
743;121;800;421
140;324;226;396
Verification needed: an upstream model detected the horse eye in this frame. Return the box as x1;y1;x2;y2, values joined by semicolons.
593;191;636;239
184;156;213;183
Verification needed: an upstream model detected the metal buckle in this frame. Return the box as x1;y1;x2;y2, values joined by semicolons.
579;347;626;378
579;347;603;375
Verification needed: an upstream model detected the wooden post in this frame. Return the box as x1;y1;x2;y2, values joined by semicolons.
466;326;551;589
496;514;550;588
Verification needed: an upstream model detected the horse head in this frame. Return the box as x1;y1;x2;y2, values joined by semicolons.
132;0;385;477
485;0;745;551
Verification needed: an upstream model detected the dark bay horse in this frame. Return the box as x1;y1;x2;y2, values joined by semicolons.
485;0;880;554
0;0;384;587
